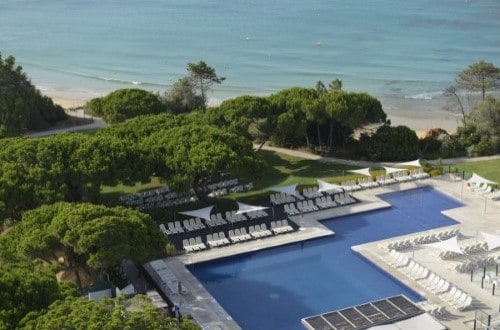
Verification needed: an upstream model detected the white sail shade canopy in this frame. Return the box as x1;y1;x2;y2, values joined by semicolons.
423;236;463;254
235;202;269;215
467;173;497;185
348;168;371;177
269;184;299;197
317;179;344;193
397;159;422;167
384;166;405;175
178;205;214;222
481;232;500;251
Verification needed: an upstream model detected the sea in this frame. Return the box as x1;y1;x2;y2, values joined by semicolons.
1;0;499;121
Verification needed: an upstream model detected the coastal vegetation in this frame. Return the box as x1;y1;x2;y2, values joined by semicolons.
20;295;199;330
0;54;66;137
85;88;163;123
1;203;166;288
445;60;500;128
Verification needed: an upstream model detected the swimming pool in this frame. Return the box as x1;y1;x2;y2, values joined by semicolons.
190;187;462;330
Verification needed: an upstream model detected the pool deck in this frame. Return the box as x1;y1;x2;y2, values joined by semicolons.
153;177;500;330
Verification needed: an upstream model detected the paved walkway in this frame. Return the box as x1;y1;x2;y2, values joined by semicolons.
257;144;500;167
148;178;500;330
28;109;106;137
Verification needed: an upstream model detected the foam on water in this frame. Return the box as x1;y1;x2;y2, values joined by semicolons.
405;91;444;100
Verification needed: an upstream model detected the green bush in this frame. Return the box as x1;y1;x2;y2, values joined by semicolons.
473;138;496;156
419;136;442;159
86;89;163;123
356;125;419;161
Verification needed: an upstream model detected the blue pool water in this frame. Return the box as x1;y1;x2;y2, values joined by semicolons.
190;187;462;330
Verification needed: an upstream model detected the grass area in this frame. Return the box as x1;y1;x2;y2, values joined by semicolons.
99;150;368;207
230;150;366;201
449;159;500;183
99;177;165;207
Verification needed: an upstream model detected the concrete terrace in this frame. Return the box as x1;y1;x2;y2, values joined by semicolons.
150;176;499;330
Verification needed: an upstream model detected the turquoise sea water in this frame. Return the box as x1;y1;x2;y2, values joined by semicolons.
1;0;499;109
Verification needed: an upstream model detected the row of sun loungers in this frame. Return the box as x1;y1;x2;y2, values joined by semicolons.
228;228;252;243
284;193;356;216
271;220;294;234
161;209;270;236
270;192;299;205
225;211;248;223
375;174;397;185
453;254;500;273
249;224;273;238
182;218;206;232
121;187;198;209
182;219;293;252
386;250;474;311
341;180;362;191
207;178;239;191
302;187;323;199
439;242;488;260
210;213;229;226
182;237;207;252
183;221;295;253
121;178;250;210
160;222;185;235
468;182;500;200
358;177;379;189
383;229;460;250
206;232;231;248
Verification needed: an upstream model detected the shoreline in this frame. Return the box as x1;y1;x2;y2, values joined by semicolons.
49;88;461;137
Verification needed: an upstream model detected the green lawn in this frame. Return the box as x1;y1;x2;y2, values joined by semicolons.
230;150;368;201
100;150;366;205
449;159;500;183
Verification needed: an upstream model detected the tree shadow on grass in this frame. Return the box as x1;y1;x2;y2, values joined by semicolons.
254;150;356;190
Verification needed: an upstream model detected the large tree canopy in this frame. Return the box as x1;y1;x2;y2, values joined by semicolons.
356;125;419;161
0;133;147;221
142;124;260;199
206;95;274;140
96;112;200;143
456;60;500;100
187;61;225;110
267;87;387;148
2;202;166;287
85;88;164;123
19;295;200;330
0;262;78;329
163;77;204;113
468;96;500;154
0;54;66;137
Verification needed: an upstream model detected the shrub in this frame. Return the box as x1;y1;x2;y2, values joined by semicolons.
86;89;163;123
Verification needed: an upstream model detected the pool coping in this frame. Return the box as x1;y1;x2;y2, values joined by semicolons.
149;178;500;330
